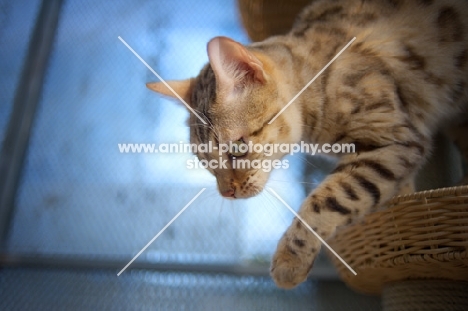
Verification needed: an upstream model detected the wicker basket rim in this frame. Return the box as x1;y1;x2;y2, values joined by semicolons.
390;185;468;204
329;184;468;294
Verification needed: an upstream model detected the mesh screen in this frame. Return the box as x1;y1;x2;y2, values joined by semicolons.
0;0;41;144
0;268;381;311
5;0;337;274
6;0;327;265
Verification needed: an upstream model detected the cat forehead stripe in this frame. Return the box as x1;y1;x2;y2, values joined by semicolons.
118;36;207;125
268;37;356;124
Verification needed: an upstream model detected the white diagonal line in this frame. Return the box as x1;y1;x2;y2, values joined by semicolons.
118;36;207;125
268;37;356;124
267;187;357;276
117;188;206;276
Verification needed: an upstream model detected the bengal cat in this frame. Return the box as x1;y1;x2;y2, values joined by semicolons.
147;0;468;288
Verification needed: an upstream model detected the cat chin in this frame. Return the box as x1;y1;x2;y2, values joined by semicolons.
234;188;265;199
217;187;265;200
220;193;259;200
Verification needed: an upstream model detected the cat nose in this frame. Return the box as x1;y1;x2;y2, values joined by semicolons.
221;188;236;198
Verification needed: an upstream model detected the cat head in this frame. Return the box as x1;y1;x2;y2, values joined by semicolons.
147;36;301;199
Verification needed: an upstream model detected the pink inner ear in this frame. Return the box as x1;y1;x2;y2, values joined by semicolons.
207;37;265;93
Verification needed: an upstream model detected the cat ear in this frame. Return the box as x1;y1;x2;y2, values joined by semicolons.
146;78;195;107
207;36;266;95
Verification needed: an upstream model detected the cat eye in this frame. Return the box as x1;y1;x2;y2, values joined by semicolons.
229;139;248;157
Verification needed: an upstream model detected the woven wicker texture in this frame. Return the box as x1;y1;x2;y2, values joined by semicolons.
327;185;468;295
382;280;468;311
237;0;310;41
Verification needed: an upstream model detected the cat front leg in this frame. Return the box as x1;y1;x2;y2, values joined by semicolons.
270;141;426;288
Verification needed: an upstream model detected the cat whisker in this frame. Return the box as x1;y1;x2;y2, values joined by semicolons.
258;190;277;214
187;123;213;130
203;188;221;197
202;113;214;128
211;127;222;141
268;178;319;186
295;154;319;169
260;191;294;227
218;194;225;218
187;122;222;142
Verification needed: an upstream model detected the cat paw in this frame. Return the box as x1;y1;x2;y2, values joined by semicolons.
270;241;317;289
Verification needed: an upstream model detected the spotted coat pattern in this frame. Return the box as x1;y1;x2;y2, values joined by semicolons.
151;0;468;289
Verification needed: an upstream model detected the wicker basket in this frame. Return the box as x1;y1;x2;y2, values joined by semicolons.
327;185;468;295
237;0;310;42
